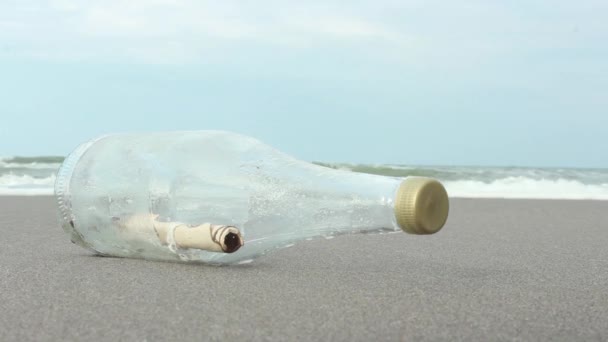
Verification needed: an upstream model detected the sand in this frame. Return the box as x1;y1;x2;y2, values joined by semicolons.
1;196;607;341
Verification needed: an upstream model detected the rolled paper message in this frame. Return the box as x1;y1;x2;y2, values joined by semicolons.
114;214;244;253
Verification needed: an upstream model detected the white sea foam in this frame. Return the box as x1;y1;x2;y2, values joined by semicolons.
0;161;62;169
2;159;608;199
445;177;608;200
0;174;56;195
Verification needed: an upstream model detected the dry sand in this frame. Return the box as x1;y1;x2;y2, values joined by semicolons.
1;196;607;341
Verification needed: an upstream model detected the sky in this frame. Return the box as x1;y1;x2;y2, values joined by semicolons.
1;0;607;168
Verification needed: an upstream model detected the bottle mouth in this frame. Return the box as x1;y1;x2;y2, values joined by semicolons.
394;177;450;235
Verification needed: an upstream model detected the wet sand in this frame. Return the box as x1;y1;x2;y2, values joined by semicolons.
1;196;607;341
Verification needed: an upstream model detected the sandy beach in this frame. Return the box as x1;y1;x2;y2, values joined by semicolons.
1;196;607;341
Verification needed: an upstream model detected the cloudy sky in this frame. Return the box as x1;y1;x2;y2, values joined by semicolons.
1;0;607;167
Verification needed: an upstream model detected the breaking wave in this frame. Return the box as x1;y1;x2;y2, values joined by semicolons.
1;156;607;199
314;162;608;200
0;174;56;195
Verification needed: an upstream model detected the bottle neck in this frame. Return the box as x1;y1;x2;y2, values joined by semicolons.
307;168;403;234
243;163;404;242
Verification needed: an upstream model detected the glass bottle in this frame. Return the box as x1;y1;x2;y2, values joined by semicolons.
55;131;449;265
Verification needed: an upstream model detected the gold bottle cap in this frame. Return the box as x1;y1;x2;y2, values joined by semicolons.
394;177;449;235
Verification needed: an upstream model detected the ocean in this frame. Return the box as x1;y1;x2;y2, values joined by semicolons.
1;156;607;199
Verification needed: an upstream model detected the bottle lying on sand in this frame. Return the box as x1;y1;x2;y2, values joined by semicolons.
55;131;449;265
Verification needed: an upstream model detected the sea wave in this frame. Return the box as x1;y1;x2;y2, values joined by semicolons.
314;162;608;184
1;158;608;199
445;177;608;200
0;156;65;164
0;161;62;170
0;174;56;195
0;156;63;173
314;162;608;200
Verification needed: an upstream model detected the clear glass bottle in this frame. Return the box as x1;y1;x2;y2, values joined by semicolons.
55;131;449;265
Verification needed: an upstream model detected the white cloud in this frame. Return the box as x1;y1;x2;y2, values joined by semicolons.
0;0;408;63
0;0;606;69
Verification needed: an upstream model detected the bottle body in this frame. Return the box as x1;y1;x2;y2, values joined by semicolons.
55;131;442;264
